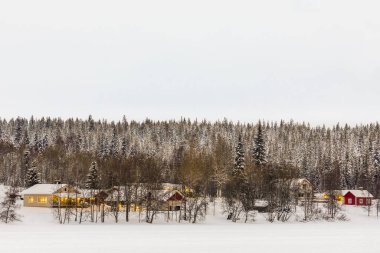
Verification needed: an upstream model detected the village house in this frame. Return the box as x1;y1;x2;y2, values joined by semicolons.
342;189;373;206
151;189;185;211
104;184;186;212
272;178;314;203
20;184;80;207
289;178;314;200
320;188;374;206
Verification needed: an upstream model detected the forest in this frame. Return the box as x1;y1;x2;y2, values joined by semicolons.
0;116;379;199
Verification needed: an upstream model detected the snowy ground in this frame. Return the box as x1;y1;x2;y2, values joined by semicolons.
1;185;380;253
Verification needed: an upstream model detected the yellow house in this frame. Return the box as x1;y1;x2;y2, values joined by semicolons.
322;191;344;203
21;184;80;207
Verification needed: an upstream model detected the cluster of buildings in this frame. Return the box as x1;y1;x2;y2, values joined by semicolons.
20;183;190;211
19;179;375;210
288;179;374;206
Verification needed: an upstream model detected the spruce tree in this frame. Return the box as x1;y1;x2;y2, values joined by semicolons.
373;149;380;197
0;187;20;223
233;135;245;177
25;165;40;188
253;121;267;167
121;137;128;156
109;128;118;157
226;135;250;222
23;130;30;146
14;119;23;146
22;151;31;187
85;162;99;189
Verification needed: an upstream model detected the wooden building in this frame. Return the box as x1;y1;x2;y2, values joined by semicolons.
289;178;313;200
342;190;373;206
21;184;80;207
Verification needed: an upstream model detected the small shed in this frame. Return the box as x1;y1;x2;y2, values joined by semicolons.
343;190;373;206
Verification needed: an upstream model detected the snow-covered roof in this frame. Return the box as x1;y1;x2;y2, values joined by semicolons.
254;200;268;207
289;178;312;188
21;184;68;195
155;190;184;201
342;190;374;198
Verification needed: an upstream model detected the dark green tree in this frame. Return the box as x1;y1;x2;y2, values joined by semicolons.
253;122;267;167
233;135;245;177
0;187;21;223
85;162;99;189
25;164;40;188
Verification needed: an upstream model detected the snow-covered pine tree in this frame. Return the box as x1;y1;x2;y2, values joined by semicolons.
233;135;245;177
85;162;99;189
88;115;95;131
42;134;49;150
253;121;267;167
373;148;380;197
21;151;31;187
225;135;250;222
25;164;40;188
14;118;23;146
85;161;99;223
121;136;128;156
109;128;118;157
23;129;29;146
0;187;21;223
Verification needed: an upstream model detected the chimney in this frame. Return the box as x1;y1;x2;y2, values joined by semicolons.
358;187;363;191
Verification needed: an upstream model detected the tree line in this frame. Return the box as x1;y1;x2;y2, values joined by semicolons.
1;116;379;195
2;116;375;223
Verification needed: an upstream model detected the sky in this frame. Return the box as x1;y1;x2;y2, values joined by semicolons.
1;0;380;126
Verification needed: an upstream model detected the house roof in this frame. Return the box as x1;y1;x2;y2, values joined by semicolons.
290;178;312;188
21;184;68;195
343;190;374;198
156;190;184;201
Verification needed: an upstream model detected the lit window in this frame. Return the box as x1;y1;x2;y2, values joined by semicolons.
38;196;48;203
27;196;34;203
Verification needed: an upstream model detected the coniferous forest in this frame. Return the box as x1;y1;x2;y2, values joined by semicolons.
1;116;379;199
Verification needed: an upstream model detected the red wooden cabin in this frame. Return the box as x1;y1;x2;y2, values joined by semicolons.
343;190;373;206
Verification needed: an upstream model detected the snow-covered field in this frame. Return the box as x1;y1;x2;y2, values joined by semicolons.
1;185;380;253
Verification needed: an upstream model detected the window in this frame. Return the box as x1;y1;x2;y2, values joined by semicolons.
27;196;34;203
359;199;363;204
38;196;48;203
348;198;352;204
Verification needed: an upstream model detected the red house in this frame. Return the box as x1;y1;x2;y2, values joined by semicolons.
343;190;373;206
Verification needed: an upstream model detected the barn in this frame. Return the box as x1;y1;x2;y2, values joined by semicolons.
343;189;373;206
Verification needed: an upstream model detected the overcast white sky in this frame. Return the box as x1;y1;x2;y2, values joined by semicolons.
1;0;380;126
